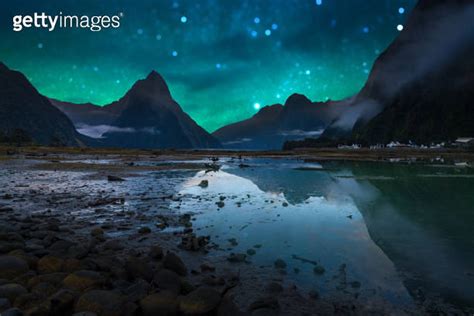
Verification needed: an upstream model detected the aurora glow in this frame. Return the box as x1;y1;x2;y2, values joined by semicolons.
0;0;415;132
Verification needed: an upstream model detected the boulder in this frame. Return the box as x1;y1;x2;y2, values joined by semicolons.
163;253;187;276
37;256;64;274
49;289;77;316
0;256;29;280
140;291;178;316
179;287;221;315
75;290;122;316
153;269;181;294
0;283;27;303
125;257;153;281
63;270;104;292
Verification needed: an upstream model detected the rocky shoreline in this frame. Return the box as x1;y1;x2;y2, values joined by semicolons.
0;151;471;315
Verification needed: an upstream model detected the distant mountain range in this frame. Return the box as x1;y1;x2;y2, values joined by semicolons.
212;94;349;149
313;0;474;146
2;0;472;150
0;62;87;146
52;71;221;149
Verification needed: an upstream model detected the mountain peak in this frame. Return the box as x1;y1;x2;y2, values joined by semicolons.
284;93;312;107
130;70;171;98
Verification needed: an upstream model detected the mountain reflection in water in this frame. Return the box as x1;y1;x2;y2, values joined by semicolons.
173;159;474;308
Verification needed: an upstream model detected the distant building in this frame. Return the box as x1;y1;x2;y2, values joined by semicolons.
455;138;474;148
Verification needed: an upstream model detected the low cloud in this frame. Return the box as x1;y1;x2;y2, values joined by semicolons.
279;129;324;137
77;124;162;139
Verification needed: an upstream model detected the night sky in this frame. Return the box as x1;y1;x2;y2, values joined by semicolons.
0;0;415;132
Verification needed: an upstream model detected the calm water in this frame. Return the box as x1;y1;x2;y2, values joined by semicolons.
173;159;474;308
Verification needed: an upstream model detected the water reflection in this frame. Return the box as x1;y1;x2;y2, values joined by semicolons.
174;162;413;306
174;159;474;308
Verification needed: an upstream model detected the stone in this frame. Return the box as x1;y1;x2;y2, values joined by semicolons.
198;180;209;188
125;257;153;281
107;175;125;182
102;240;124;251
0;297;11;311
217;297;245;316
149;245;163;260
0;256;29;280
75;290;122;316
49;289;77;315
37;256;64;274
313;266;325;275
138;227;151;234
274;259;287;269
0;283;27;303
1;308;24;316
179;287;221;315
153;269;181;294
140;291;178;316
227;253;246;263
27;273;67;288
90;228;104;238
162;252;187;276
63;270;105;292
246;249;256;256
124;279;150;303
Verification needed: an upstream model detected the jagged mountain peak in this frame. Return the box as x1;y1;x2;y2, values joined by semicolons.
128;70;171;98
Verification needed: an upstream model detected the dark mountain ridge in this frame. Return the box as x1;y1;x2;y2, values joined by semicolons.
0;62;87;146
212;93;349;149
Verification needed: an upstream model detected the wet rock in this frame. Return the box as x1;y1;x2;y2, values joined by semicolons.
201;275;225;287
49;240;76;252
102;239;124;251
198;180;209;188
107;175;125;182
75;290;122;316
49;289;77;316
0;297;11;311
125;257;153;281
216;201;225;208
248;297;279;313
90;228;104;238
217;297;245;316
153;269;181;294
246;249;256;256
200;263;215;273
274;259;287;269
180;234;209;251
227;253;246;263
149;245;163;260
228;238;238;247
37;256;64;274
63;258;82;272
140;291;178;316
282;202;288;207
179;287;221;315
27;273;68;289
8;250;38;270
163;252;187;276
0;283;27;303
30;281;57;298
1;307;24;316
0;256;29;280
313;266;325;275
124;279;151;303
138;227;151;234
63;270;105;292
